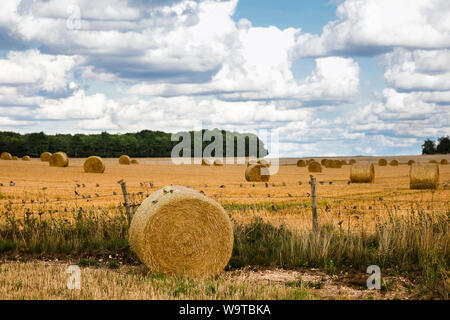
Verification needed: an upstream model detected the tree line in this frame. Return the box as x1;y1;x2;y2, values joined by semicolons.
422;136;450;154
0;129;268;158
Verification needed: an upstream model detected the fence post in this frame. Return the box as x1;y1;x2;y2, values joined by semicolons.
310;175;318;232
118;179;132;227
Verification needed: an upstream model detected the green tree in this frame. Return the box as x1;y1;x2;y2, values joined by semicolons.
422;139;436;154
436;136;450;154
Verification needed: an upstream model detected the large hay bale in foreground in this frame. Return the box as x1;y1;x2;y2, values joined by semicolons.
1;152;12;160
308;161;322;173
131;159;139;164
49;152;69;167
378;159;387;166
296;160;307;167
245;164;270;182
22;155;31;161
390;160;399;166
119;155;131;165
410;164;439;190
40;152;52;162
214;159;224;166
129;186;233;278
350;164;375;183
83;156;105;173
441;159;448;165
408;160;415;166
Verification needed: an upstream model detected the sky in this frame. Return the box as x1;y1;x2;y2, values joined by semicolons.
0;0;449;157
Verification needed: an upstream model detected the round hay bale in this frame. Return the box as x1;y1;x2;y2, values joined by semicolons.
1;152;12;160
257;159;271;167
321;159;328;166
202;158;214;166
22;155;31;161
331;160;342;168
340;160;348;166
349;159;356;165
213;159;224;166
119;155;131;165
324;160;332;168
49;152;69;167
408;160;415;166
83;156;105;173
378;159;387;166
441;159;448;165
308;161;322;173
350;164;375;184
429;160;438;164
410;164;439;190
296;160;307;167
129;186;233;279
245;164;270;182
11;156;18;160
390;160;399;166
131;159;139;164
40;152;52;162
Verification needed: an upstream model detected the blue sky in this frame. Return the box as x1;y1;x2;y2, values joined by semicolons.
0;0;449;157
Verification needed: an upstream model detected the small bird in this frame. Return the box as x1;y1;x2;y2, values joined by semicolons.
272;183;275;187
9;181;15;187
347;181;351;185
353;205;357;210
152;200;158;204
220;185;225;188
325;204;330;212
95;193;99;198
248;194;252;198
76;184;81;188
42;187;47;191
267;194;271;198
204;184;208;188
200;190;205;195
113;191;117;195
298;181;302;185
329;181;333;185
239;183;243;188
252;184;255;188
82;184;86;188
319;181;324;185
265;183;268;188
379;197;383;201
96;183;100;187
271;205;277;212
282;182;286;186
338;220;343;226
74;190;79;196
288;193;292;198
306;193;310;197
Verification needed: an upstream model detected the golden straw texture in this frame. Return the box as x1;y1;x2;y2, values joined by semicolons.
119;155;131;165
22;155;31;161
296;160;306;167
378;159;387;166
129;186;234;279
308;161;322;173
350;164;375;183
390;160;399;166
410;164;439;190
245;164;270;182
83;156;105;173
131;159;139;164
40;152;52;162
49;152;69;167
1;152;12;160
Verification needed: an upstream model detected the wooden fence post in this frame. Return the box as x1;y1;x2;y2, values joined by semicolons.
118;179;132;227
310;175;318;232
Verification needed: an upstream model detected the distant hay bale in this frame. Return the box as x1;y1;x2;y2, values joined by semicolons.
349;159;356;165
390;160;399;166
129;186;233;278
11;156;18;160
321;159;328;165
340;160;348;165
40;152;52;162
410;164;439;190
441;159;448;165
213;159;224;166
408;160;415;166
1;152;12;160
296;159;307;167
378;159;387;166
308;161;322;173
325;160;341;168
429;160;438;164
350;164;375;184
202;158;214;166
257;159;271;167
245;164;270;182
49;152;69;167
131;159;139;164
83;156;105;173
22;155;31;161
119;155;131;165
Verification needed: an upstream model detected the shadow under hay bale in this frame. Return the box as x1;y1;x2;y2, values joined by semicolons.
350;164;375;183
308;161;322;173
390;160;399;166
245;164;270;182
119;155;131;165
49;152;69;167
83;156;105;173
1;152;12;160
22;155;31;161
410;164;439;190
296;160;306;167
378;158;387;166
40;152;52;162
129;186;233;279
